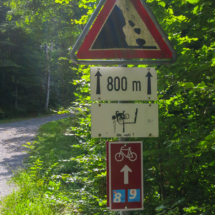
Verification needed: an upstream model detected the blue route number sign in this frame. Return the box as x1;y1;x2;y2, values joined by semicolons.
113;189;140;203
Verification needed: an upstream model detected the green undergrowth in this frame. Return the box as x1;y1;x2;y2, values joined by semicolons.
0;112;56;124
0;116;92;215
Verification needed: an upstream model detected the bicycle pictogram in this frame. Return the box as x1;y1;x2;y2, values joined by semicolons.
112;108;138;133
115;146;137;162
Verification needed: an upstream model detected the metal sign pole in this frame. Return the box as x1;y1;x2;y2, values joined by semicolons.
120;211;131;215
118;101;131;215
118;65;131;215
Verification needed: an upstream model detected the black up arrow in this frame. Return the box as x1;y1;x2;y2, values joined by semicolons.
146;70;153;94
95;70;102;94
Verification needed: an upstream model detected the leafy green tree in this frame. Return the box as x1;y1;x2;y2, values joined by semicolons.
4;0;82;112
62;0;215;214
2;0;215;214
0;1;46;115
0;0;82;116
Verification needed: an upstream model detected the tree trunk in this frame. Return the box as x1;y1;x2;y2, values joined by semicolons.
179;206;184;215
158;142;165;200
2;71;5;88
45;42;53;112
159;163;165;200
45;67;50;112
15;77;18;110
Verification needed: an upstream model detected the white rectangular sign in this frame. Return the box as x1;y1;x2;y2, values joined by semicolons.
91;103;158;138
91;67;157;101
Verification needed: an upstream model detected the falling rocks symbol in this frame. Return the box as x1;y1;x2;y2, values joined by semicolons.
92;5;128;49
76;0;175;60
91;3;157;50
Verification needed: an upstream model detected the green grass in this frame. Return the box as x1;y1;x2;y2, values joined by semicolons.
0;171;59;215
0;116;84;215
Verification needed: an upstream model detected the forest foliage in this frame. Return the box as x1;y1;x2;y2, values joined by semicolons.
0;0;215;214
0;0;82;117
67;0;215;214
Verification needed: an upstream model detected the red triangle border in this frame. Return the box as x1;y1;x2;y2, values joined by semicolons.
77;0;173;60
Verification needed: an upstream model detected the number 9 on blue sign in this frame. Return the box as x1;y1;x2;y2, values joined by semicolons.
128;189;140;202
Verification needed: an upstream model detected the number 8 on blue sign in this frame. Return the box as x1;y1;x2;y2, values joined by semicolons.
128;189;140;202
113;190;125;203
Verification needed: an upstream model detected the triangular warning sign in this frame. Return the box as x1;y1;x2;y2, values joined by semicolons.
71;0;177;64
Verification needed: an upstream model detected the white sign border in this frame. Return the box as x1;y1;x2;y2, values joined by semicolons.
109;141;144;211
